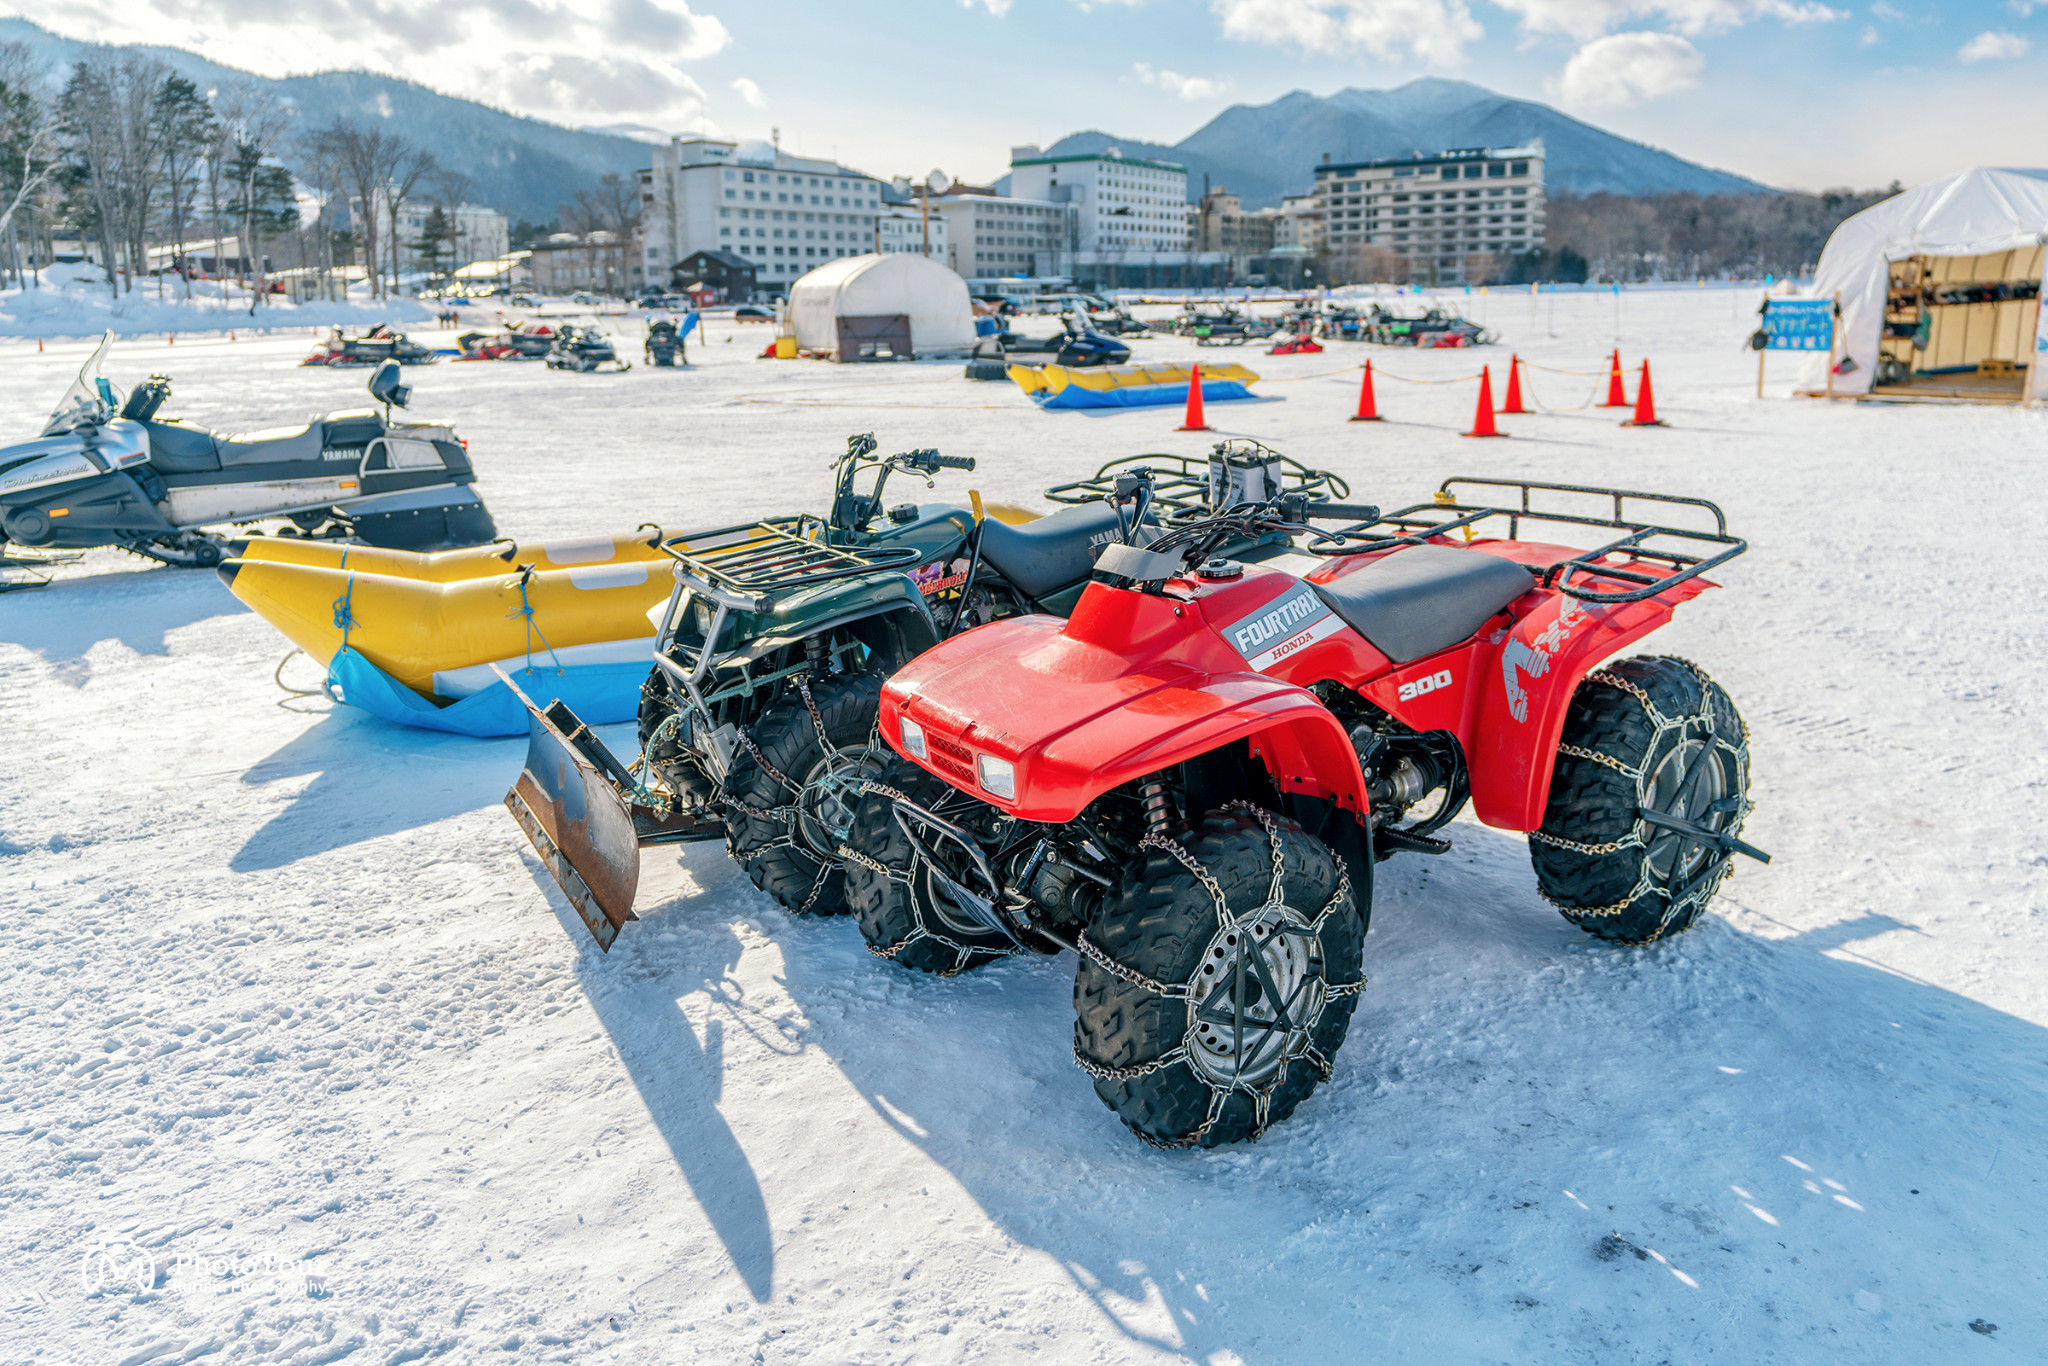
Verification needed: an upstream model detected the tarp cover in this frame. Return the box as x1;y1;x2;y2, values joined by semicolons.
325;647;646;737
1804;167;2048;400
788;254;976;355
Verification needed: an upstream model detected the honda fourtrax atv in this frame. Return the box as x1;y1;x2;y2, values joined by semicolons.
841;476;1765;1148
501;438;1347;951
547;325;630;373
301;324;440;367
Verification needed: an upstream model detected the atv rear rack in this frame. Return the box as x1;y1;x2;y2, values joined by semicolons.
1043;443;1350;522
1325;476;1746;605
659;515;923;610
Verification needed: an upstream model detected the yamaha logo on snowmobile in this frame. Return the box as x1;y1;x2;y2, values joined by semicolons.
1225;582;1345;672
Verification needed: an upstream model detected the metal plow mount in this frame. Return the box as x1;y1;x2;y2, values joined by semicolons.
504;691;723;952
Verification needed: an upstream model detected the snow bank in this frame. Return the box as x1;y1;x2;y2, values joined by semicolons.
0;262;432;339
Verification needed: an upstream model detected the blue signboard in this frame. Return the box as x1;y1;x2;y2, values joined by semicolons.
1760;299;1835;351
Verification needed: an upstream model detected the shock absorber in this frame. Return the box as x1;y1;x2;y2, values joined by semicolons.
804;634;829;677
1138;774;1174;836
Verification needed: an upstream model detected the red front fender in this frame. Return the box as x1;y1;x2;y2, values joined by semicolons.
878;615;1367;825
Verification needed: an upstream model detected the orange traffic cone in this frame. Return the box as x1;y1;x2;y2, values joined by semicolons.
1600;348;1628;406
1499;354;1529;414
37;337;43;352
1177;362;1211;431
168;333;175;346
1622;360;1668;427
1464;367;1505;438
1348;360;1382;422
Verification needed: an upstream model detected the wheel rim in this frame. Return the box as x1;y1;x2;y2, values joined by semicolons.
795;747;868;860
1185;904;1326;1088
1642;738;1730;882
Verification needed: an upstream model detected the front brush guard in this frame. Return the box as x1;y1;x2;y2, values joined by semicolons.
872;783;1035;949
499;671;723;951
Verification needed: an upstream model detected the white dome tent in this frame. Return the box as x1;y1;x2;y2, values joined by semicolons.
1804;167;2048;405
787;254;976;361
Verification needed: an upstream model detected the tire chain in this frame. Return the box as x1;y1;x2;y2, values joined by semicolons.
836;779;1015;975
719;674;846;916
1528;657;1752;938
1074;801;1366;1150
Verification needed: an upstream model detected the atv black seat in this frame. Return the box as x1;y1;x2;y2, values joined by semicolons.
976;503;1130;601
1313;544;1533;664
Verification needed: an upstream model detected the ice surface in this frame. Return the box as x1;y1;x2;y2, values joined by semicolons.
3;289;2046;1363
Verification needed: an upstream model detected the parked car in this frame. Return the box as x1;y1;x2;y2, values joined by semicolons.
509;294;539;308
733;305;773;323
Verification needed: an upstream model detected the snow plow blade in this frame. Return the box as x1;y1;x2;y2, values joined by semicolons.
502;686;723;952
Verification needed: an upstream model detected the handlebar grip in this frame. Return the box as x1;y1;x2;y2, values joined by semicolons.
925;453;976;471
1303;502;1381;521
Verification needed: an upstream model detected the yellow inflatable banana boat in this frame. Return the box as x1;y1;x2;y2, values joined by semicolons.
229;529;674;582
220;556;671;699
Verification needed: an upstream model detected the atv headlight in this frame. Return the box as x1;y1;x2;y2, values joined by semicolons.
898;717;928;761
976;754;1015;800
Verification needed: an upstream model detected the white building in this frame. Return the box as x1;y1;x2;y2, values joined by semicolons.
876;205;948;259
1006;144;1224;289
926;192;1077;282
359;192;509;275
640;135;885;296
1007;145;1187;253
1313;143;1545;284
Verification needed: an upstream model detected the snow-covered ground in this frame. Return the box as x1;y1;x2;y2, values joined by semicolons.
4;293;2046;1364
0;263;433;340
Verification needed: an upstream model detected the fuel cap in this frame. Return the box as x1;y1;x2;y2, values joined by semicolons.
889;503;919;524
1195;558;1242;580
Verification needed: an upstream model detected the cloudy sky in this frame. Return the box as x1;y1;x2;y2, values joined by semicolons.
5;0;2043;191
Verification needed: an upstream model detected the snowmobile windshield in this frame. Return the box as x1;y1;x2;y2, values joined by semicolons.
42;332;123;436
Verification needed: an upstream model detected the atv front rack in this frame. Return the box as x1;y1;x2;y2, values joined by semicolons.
1325;476;1746;605
659;515;923;609
1043;443;1351;522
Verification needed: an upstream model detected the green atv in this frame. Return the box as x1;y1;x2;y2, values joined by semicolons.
503;436;1348;950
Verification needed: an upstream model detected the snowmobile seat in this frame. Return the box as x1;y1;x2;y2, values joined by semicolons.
1313;544;1534;664
976;502;1131;601
214;422;326;468
138;419;220;472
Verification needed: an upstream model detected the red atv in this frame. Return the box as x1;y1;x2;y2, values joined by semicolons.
842;474;1765;1148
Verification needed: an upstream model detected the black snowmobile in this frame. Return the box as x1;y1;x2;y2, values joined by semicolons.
547;325;631;373
0;334;497;570
645;318;688;368
302;324;440;367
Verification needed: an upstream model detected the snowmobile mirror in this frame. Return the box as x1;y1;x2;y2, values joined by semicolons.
368;360;411;413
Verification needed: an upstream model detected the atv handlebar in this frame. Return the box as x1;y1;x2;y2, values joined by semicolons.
1294;500;1381;522
908;451;975;473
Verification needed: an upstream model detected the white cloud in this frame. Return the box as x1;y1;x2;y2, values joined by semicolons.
1959;29;2031;61
1493;0;1843;41
1858;23;1877;43
1208;0;1484;63
2006;0;2037;16
958;0;1013;15
0;0;730;127
730;76;766;108
1555;30;1705;108
1133;62;1226;100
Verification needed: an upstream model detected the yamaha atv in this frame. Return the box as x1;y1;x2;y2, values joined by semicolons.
0;334;497;570
547;325;631;373
302;324;440;367
843;474;1764;1147
501;438;1346;950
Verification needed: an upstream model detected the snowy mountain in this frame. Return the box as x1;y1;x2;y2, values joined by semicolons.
1027;79;1773;207
0;17;653;222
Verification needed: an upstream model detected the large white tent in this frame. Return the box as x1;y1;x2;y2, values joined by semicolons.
1804;168;2048;404
787;254;976;359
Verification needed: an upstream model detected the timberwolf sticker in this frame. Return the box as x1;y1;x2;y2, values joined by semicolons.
1226;582;1345;672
